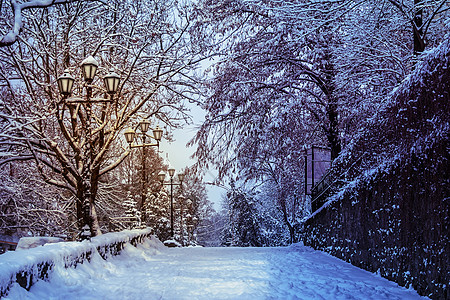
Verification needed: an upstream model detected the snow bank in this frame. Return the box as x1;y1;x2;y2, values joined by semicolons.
0;228;153;297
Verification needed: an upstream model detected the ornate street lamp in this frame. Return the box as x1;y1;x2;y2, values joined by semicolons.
58;56;120;103
124;124;163;148
159;169;185;239
124;120;164;222
57;70;75;96
140;118;151;133
158;171;166;183
56;56;120;240
153;126;163;142
81;55;98;83
168;167;175;178
104;69;120;95
124;127;136;145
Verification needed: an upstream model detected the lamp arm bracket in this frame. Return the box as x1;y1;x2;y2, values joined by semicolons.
85;84;104;91
65;97;84;102
143;132;159;140
90;98;113;103
130;142;159;148
161;182;182;186
66;97;112;104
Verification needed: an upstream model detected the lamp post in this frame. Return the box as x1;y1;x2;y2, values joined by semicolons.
158;169;185;238
57;56;120;240
124;121;163;223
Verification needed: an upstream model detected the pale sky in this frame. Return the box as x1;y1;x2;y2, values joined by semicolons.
158;103;224;211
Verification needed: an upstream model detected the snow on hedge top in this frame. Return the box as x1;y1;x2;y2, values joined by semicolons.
0;228;152;291
90;228;152;248
16;237;64;250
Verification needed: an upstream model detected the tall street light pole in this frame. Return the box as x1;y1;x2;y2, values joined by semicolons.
124;121;163;224
57;56;120;240
158;169;185;238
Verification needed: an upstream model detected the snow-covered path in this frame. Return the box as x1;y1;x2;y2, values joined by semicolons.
6;238;426;300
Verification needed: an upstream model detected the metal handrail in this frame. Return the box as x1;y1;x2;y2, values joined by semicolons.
311;170;332;200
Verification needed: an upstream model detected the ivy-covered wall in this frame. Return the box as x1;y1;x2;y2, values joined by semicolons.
303;140;449;299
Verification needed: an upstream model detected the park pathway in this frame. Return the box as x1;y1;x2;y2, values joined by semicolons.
5;238;426;299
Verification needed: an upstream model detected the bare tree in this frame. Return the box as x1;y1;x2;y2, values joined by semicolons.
188;0;448;239
0;0;206;238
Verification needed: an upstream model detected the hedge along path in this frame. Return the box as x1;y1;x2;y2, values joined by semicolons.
0;228;153;297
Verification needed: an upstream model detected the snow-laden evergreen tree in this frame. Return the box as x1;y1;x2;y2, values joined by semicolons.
176;167;213;246
123;192;141;229
146;190;171;241
196;210;226;247
144;167;213;245
258;182;303;245
219;179;302;247
221;183;262;247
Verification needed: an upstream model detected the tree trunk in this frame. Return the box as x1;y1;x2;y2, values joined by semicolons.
76;181;84;231
89;199;102;236
413;0;425;57
89;166;102;237
322;37;341;160
279;195;296;244
327;100;342;160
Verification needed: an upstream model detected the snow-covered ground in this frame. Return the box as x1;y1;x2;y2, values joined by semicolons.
5;238;426;299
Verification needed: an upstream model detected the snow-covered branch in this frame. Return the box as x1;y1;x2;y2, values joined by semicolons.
1;0;82;47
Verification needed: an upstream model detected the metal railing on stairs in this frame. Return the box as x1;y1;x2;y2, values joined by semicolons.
310;170;334;212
